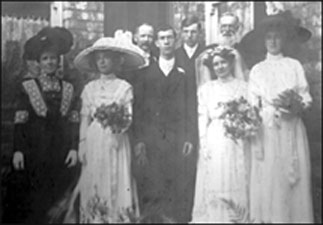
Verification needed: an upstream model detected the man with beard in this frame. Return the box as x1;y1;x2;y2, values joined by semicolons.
174;15;204;222
196;12;249;85
132;24;195;222
218;12;240;47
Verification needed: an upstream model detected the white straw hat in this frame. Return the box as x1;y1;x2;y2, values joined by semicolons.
74;30;145;72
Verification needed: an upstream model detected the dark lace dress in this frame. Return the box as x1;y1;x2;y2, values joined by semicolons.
4;73;80;223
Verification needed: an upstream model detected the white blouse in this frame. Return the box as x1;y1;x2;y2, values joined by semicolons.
248;53;312;109
80;74;133;119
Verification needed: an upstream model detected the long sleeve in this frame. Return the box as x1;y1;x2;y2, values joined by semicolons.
120;84;133;133
79;84;91;157
132;73;146;145
248;66;263;108
294;61;312;108
13;80;31;154
66;92;81;151
185;74;198;147
197;86;209;152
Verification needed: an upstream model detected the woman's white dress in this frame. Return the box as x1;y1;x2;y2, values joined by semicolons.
191;78;249;223
248;53;313;223
77;76;139;223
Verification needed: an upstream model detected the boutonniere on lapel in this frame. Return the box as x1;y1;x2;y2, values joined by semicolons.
177;67;186;74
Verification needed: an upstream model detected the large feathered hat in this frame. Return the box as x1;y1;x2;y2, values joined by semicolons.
23;26;73;61
74;30;145;72
237;10;311;69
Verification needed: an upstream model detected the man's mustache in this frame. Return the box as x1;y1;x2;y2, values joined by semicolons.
222;30;235;37
141;42;152;47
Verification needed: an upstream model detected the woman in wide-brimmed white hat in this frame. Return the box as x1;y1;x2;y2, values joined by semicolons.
65;31;145;223
245;10;314;223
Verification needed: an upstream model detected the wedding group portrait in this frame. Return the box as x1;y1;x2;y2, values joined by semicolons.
1;1;321;224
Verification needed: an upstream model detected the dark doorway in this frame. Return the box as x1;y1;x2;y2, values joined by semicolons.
104;2;173;36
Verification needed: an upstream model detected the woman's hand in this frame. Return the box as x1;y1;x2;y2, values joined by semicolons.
182;142;193;157
134;142;148;166
13;151;24;170
65;150;78;167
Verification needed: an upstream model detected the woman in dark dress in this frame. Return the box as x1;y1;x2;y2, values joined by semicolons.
8;27;79;224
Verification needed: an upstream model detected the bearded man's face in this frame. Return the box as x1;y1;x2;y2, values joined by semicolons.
220;15;239;38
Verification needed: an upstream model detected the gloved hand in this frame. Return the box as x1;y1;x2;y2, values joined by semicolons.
13;151;24;170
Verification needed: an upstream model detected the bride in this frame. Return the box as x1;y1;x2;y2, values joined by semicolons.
191;46;249;223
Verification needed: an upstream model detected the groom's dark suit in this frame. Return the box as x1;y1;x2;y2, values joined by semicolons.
133;60;195;222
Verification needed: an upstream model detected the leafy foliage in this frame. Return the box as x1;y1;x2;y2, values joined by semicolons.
219;198;255;223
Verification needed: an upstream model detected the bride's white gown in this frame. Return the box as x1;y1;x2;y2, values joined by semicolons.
191;78;249;223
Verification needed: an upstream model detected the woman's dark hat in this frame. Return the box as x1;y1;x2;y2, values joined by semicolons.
23;26;73;61
237;10;312;69
255;10;311;42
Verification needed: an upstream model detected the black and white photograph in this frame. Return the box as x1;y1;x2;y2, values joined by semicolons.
1;1;321;223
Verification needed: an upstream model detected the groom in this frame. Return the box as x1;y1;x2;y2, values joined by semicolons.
132;24;195;223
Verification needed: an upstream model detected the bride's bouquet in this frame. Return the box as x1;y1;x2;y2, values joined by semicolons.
218;97;262;143
94;102;131;133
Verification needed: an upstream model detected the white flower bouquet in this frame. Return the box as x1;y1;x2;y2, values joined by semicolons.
218;97;262;143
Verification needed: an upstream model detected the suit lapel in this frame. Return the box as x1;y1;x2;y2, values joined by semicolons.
192;44;204;60
180;46;190;61
168;63;185;95
151;58;185;96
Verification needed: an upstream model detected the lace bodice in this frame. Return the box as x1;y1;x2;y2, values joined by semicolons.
80;76;133;119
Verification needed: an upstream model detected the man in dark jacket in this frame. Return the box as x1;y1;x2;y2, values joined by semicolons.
174;15;205;223
133;24;194;222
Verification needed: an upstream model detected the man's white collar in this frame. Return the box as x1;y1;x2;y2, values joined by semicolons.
184;43;199;58
159;57;175;76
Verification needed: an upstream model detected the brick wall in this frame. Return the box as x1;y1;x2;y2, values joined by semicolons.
61;2;105;96
62;2;104;74
173;2;205;47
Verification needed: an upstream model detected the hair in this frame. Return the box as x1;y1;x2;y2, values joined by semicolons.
156;24;176;39
181;15;201;30
134;23;154;35
220;12;240;25
203;46;235;74
133;23;156;45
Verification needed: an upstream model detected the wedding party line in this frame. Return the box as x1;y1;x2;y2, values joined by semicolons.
2;8;315;224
